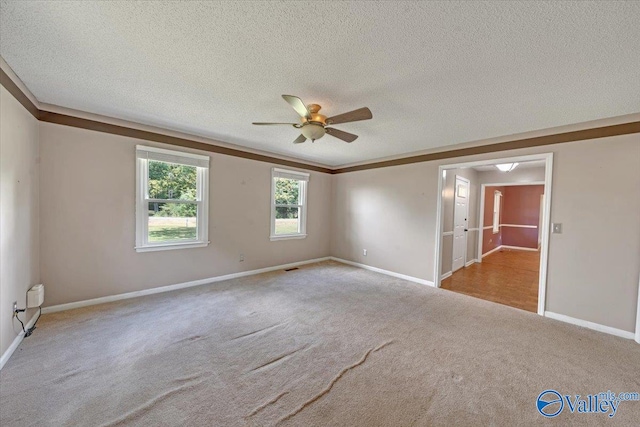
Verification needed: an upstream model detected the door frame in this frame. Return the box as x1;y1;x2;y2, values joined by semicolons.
451;175;471;273
477;181;545;265
636;276;640;344
434;152;553;316
539;193;544;247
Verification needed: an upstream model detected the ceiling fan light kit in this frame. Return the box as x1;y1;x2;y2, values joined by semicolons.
300;123;326;141
252;95;372;144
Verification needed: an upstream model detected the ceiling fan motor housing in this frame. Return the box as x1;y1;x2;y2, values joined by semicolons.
304;105;327;124
300;104;327;140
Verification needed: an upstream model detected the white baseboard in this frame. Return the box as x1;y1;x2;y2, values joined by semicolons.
330;257;435;287
0;310;40;371
42;257;331;315
545;311;635;340
442;260;475;279
482;245;503;258
482;245;539;258
500;245;538;252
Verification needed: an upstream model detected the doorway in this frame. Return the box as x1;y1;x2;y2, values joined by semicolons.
434;153;553;315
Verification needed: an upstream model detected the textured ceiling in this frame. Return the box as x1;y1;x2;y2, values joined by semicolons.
1;1;639;167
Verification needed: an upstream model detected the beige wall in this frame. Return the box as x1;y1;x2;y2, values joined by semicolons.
331;161;436;280
331;134;640;333
39;122;332;306
0;86;40;356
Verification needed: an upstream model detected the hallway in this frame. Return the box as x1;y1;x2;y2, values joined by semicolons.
441;248;539;312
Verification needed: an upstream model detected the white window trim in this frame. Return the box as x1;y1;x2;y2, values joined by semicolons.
270;168;309;241
135;145;210;252
493;191;502;234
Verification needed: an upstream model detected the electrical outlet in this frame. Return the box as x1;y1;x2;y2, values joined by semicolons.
363;249;367;256
13;301;17;314
239;253;244;262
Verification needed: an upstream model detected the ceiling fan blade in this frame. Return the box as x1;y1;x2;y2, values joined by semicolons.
292;134;307;144
252;122;300;127
326;107;372;125
326;128;358;143
282;95;310;119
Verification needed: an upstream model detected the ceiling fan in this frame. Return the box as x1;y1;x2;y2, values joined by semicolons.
253;95;373;144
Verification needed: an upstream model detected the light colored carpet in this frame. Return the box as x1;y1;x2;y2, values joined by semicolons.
1;260;639;426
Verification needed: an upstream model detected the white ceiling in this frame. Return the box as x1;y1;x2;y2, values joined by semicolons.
1;1;639;167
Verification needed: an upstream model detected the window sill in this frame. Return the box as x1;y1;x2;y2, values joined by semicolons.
270;234;307;241
135;241;210;253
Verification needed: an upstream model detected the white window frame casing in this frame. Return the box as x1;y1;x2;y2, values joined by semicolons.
493;190;502;234
270;167;309;241
135;145;210;252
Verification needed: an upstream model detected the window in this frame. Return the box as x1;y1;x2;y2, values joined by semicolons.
493;191;502;234
136;145;209;252
270;168;309;240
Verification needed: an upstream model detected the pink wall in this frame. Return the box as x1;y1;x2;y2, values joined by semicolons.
482;185;544;254
502;227;539;249
502;185;544;225
501;185;544;248
482;184;544;254
482;186;504;254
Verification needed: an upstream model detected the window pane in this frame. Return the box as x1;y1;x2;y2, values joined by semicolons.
148;202;197;242
275;206;300;235
274;178;300;205
148;160;197;201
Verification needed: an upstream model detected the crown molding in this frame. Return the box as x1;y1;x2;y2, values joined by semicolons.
2;63;638;176
0;63;39;119
331;119;640;174
37;110;334;174
38;102;332;171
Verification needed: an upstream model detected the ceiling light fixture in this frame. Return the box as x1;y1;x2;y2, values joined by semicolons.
300;123;326;142
495;163;519;172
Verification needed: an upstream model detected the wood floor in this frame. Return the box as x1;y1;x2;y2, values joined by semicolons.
441;248;540;312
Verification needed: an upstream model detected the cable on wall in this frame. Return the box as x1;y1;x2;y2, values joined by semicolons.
14;306;42;338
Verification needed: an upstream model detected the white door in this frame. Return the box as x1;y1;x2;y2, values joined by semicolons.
452;176;470;272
